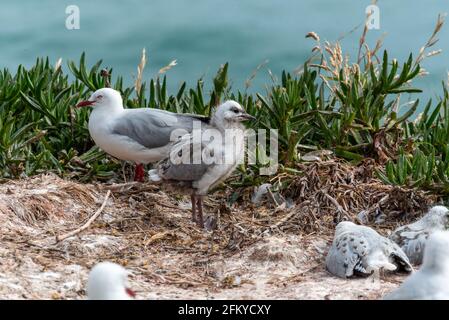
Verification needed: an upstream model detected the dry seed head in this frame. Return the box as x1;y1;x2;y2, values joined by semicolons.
372;37;384;56
418;68;429;77
418;46;426;56
310;63;331;72
366;52;372;66
305;31;320;42
435;14;446;34
426;49;442;58
54;58;62;72
135;48;147;95
325;45;333;57
335;43;343;62
428;38;440;48
352;63;360;76
158;60;178;75
414;112;423;125
331;69;339;78
329;56;336;69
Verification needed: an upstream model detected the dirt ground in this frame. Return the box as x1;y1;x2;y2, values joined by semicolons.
0;173;426;300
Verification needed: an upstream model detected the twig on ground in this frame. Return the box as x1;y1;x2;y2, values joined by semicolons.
121;185;159;195
55;190;111;243
101;182;139;192
324;192;349;219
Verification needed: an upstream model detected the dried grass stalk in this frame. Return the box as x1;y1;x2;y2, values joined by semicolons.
158;59;177;75
135;48;147;96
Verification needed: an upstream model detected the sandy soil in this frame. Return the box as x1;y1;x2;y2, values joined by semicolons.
0;174;413;300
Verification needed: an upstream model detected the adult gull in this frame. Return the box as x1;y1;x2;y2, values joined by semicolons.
76;88;208;182
87;261;135;300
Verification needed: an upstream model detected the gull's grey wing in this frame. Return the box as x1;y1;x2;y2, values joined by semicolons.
398;232;428;265
325;231;371;278
112;108;208;149
159;162;210;182
158;134;214;182
390;221;426;244
389;223;429;265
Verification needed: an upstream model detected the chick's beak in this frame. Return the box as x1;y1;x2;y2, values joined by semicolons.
240;112;256;121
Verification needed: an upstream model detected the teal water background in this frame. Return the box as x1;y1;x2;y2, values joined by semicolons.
1;0;448;100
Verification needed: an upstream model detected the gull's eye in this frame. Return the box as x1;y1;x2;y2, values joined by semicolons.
231;107;239;113
97;95;104;99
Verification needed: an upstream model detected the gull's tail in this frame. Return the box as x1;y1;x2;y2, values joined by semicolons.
366;250;397;273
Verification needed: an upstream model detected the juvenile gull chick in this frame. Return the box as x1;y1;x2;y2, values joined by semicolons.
148;100;255;228
87;262;135;300
76;88;207;182
389;205;449;265
384;231;449;300
326;221;412;278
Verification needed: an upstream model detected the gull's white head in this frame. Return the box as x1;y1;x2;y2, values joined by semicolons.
76;88;123;111
422;231;449;271
212;100;255;129
87;262;135;300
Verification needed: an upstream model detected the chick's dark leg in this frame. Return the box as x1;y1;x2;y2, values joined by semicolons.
196;195;204;228
191;194;197;222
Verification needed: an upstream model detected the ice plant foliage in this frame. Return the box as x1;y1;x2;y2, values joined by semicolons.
1;15;449;195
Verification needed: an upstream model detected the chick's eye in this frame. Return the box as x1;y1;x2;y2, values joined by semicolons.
231;108;239;113
97;95;103;99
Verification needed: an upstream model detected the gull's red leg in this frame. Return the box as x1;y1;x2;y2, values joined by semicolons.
134;164;145;182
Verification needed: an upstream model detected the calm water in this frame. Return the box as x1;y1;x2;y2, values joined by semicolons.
1;1;448;100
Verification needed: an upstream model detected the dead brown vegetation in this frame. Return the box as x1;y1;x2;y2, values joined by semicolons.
0;159;438;299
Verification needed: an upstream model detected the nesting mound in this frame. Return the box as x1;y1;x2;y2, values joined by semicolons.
277;159;437;232
0;161;439;299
